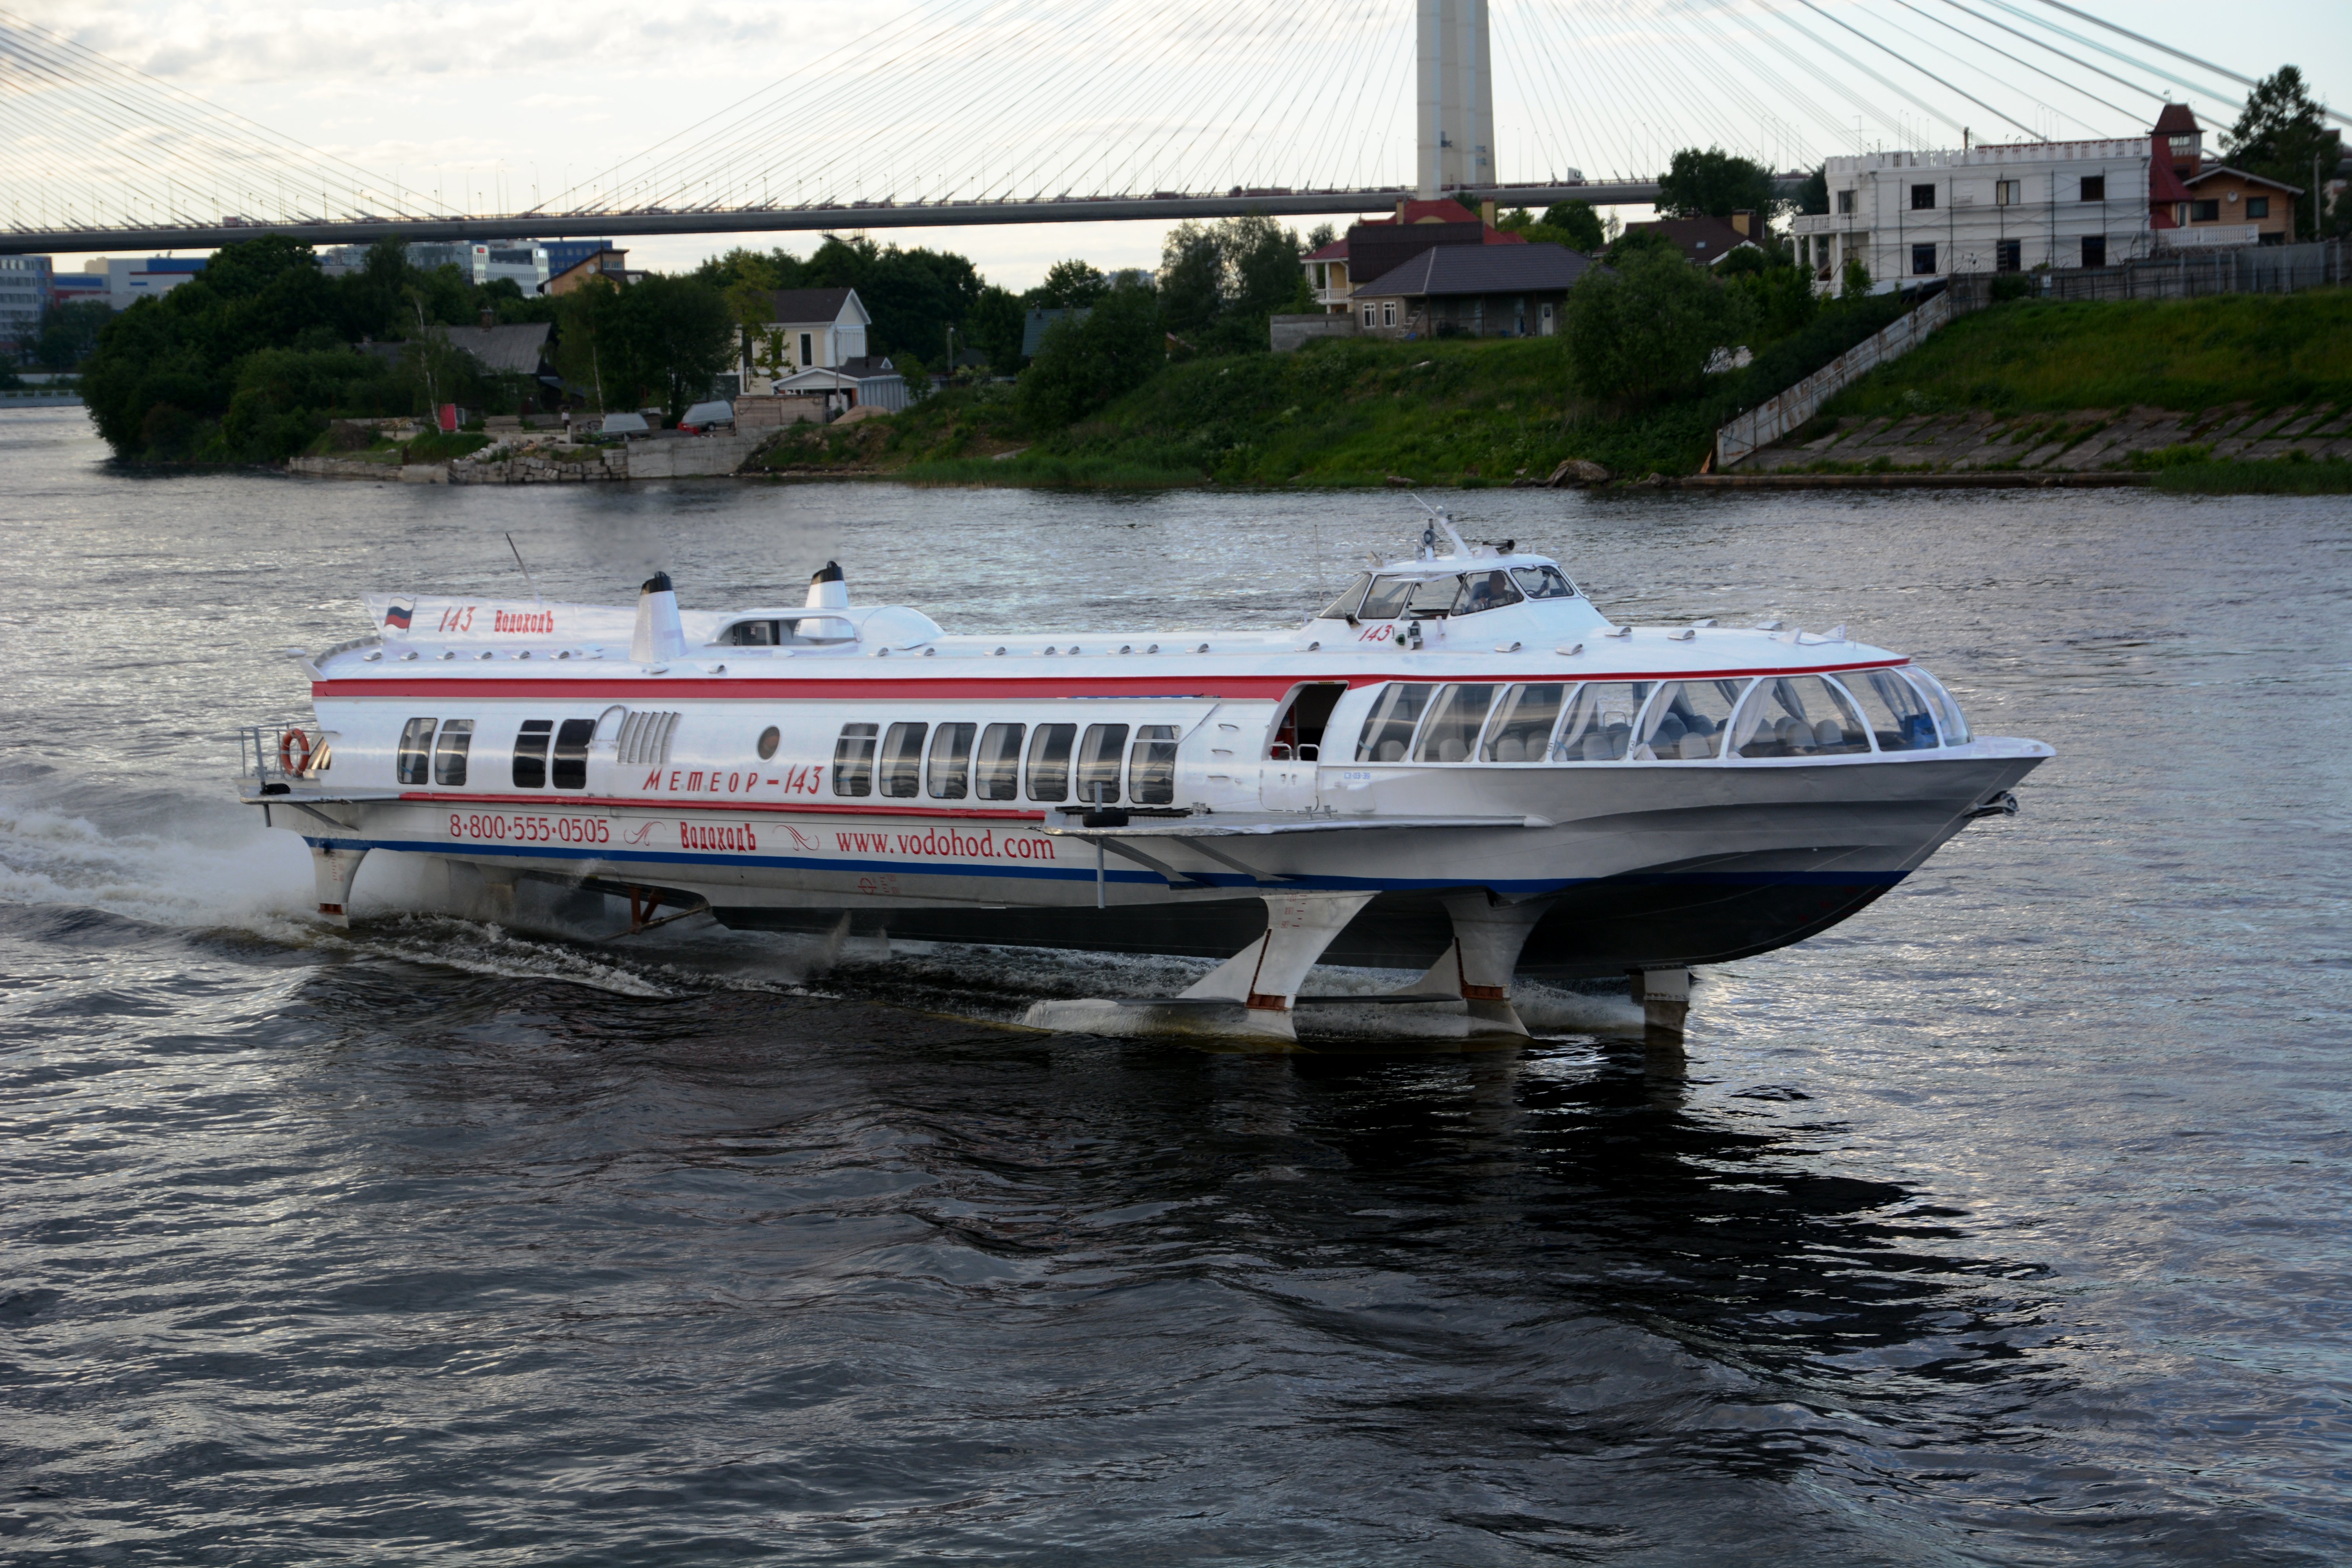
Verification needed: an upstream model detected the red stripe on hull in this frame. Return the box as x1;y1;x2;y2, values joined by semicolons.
318;659;1907;702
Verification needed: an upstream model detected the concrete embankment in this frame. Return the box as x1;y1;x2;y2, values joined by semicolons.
289;432;766;485
1734;401;2352;478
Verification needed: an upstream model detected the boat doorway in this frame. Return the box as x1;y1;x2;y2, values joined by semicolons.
1263;682;1347;811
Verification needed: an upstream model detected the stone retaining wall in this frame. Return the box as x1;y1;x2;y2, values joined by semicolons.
1737;401;2352;474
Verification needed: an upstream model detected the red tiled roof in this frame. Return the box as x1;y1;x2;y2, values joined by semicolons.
2152;103;2200;135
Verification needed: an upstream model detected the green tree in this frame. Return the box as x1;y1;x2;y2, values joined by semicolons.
608;273;738;420
1157;223;1224;339
969;283;1026;370
1604;227;1684;264
34;299;113;371
1564;246;1751;410
1797;165;1829;216
1018;280;1163;428
1030;259;1108;308
1840;257;1873;299
1539;200;1606;252
2224;66;2343;239
1656;147;1781;223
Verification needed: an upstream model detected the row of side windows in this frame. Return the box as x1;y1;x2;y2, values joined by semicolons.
1354;670;1967;764
395;716;597;789
831;722;1180;805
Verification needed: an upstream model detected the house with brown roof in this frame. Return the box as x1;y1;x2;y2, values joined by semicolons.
2178;166;2302;247
1620;213;1768;267
1302;197;1528;312
1348;242;1601;339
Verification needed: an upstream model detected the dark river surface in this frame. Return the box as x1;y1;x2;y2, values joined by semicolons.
2;403;2348;1564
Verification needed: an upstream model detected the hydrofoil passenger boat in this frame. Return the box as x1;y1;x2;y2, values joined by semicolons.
241;515;2048;1038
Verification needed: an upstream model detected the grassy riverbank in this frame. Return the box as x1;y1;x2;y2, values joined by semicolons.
1828;291;2352;417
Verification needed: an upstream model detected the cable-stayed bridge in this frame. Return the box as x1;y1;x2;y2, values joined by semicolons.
0;0;2335;256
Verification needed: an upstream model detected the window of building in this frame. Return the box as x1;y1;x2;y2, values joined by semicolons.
1554;683;1654;762
433;720;474;786
2191;198;2220;222
1129;726;1179;805
1413;685;1499;763
1837;669;1938;752
2082;235;2107;268
1075;724;1128;805
1836;189;1855;214
1381;301;1396;328
799;332;814;365
1994;180;2020;207
1361;303;1375;327
1356;684;1433;762
1912;242;1938;276
1025;724;1076;801
1910;183;1936;211
512;719;553;789
552;719;594;789
832;723;877;796
1996;239;2022;273
1639;679;1748;761
926;723;975;799
878;722;926;798
2247;196;2269;219
1730;677;1869;758
975;724;1025;801
2080;175;2105;202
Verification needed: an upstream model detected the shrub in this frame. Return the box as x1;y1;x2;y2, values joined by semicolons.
1564;247;1751;410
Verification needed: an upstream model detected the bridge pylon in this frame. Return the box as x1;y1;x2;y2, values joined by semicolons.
1417;0;1494;200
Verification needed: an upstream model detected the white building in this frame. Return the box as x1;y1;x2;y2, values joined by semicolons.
1791;138;2154;289
739;288;871;395
70;256;208;311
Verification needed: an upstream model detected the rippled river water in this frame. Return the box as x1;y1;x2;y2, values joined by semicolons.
3;403;2349;1564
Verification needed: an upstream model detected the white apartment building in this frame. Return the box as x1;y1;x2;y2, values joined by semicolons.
1791;138;2154;289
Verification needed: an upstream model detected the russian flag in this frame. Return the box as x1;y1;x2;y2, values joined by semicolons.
385;603;413;630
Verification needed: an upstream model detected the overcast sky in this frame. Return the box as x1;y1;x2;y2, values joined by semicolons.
17;0;2348;289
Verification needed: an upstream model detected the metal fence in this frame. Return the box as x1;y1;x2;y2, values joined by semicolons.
1720;238;2348;467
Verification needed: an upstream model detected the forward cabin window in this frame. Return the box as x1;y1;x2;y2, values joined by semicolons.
1731;677;1869;758
552;719;594;789
1510;565;1577;600
1483;684;1564;762
1076;724;1128;805
1358;577;1418;621
512;719;553;788
1356;683;1432;762
1902;667;1971;745
1026;724;1076;801
1840;669;1938;752
1639;679;1748;761
1555;682;1655;762
975;723;1025;800
832;723;878;796
1318;573;1371;620
396;718;436;786
1414;684;1498;763
926;723;975;799
433;720;474;786
878;722;926;799
1130;725;1178;804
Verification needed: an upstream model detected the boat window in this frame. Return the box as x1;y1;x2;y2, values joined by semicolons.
433;720;474;786
926;722;975;799
832;723;878;796
1483;684;1564;762
1359;576;1419;621
552;719;594;788
723;619;778;646
1553;682;1655;762
512;719;553;788
1510;565;1578;600
1901;666;1971;745
396;718;436;786
975;724;1025;800
1356;683;1433;762
724;616;855;647
1640;679;1748;761
1130;725;1178;804
1839;669;1938;752
1027;724;1076;802
1732;677;1870;758
1317;573;1371;620
1455;570;1524;616
878;722;926;798
1415;684;1499;762
1406;576;1466;617
1076;724;1128;805
757;726;780;761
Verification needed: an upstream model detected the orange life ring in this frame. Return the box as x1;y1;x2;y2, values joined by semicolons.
279;728;312;776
